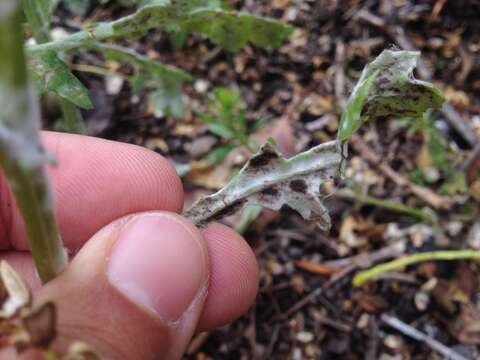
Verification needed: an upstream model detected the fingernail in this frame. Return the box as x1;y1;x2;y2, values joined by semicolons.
107;213;207;322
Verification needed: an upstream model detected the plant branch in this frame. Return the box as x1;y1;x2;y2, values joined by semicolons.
0;0;67;283
23;0;85;133
353;250;480;286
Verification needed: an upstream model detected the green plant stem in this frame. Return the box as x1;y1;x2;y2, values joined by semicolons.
23;0;85;133
70;63;119;77
353;250;480;286
337;189;437;225
21;0;50;43
0;0;67;283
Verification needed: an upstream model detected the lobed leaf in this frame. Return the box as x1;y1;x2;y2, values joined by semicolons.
93;0;294;51
338;49;445;141
184;141;342;231
28;50;93;109
181;9;294;51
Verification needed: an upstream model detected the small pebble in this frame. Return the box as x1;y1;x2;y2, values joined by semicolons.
356;313;370;329
414;291;430;311
384;334;403;349
296;331;314;343
194;79;209;93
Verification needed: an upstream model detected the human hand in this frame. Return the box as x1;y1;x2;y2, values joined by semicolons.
0;132;259;359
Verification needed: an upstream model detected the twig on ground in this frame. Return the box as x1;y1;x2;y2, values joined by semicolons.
354;250;480;286
324;241;407;268
350;135;452;209
381;314;469;360
461;141;480;172
284;241;407;319
245;309;258;360
365;316;379;360
314;313;353;332
264;324;281;359
281;264;355;320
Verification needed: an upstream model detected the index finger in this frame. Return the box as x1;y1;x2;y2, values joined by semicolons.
0;132;184;253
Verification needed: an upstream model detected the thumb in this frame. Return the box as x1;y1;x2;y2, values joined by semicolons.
37;211;210;360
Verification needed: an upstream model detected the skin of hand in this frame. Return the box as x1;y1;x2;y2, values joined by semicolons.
0;132;259;359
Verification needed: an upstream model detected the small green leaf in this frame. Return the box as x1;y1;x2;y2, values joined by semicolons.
29;50;93;109
206;144;236;165
338;50;445;141
207;123;235;139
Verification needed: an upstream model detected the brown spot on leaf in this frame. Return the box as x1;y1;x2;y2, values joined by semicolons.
289;179;307;193
360;102;370;117
261;186;279;196
211;199;246;220
249;148;278;167
375;76;389;88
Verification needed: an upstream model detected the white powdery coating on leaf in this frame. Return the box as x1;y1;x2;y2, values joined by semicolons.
185;140;341;230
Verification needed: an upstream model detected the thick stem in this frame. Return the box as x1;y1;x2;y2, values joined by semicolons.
0;0;67;283
22;0;85;133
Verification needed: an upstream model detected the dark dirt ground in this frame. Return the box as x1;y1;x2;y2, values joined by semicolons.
48;1;480;359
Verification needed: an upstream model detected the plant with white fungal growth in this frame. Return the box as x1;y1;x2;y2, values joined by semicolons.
185;49;445;230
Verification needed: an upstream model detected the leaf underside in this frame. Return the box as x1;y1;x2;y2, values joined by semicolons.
184;141;342;231
338;49;445;141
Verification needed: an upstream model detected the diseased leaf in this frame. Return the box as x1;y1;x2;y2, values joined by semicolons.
338;50;445;141
89;43;191;116
64;0;138;15
92;1;293;51
184;140;341;231
29;50;93;109
0;261;31;318
181;9;294;51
